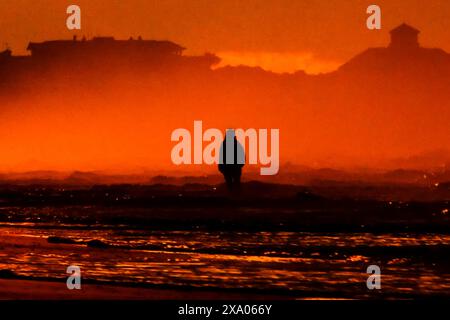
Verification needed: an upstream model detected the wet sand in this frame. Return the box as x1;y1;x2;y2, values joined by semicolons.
0;182;448;300
0;234;290;300
0;279;286;300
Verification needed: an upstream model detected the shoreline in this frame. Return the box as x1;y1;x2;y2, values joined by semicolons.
0;279;293;300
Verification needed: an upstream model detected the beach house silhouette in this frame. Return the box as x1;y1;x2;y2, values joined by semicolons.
389;23;420;49
0;36;220;73
338;22;450;74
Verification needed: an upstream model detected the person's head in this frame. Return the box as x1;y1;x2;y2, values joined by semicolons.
225;129;236;141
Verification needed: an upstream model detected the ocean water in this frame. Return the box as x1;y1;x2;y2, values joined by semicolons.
0;206;449;299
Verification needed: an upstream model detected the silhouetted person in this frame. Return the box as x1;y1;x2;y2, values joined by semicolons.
218;130;245;192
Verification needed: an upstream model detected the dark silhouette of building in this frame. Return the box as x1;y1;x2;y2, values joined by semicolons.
27;37;185;61
389;23;420;49
0;36;220;82
338;23;450;75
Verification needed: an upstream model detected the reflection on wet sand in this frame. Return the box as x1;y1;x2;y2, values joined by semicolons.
1;226;449;299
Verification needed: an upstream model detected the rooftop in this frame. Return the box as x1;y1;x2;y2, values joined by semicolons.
390;23;420;35
27;36;186;54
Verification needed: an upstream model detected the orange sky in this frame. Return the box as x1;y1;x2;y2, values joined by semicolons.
0;0;449;174
1;0;450;73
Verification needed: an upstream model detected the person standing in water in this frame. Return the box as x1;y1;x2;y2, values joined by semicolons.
218;129;245;191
